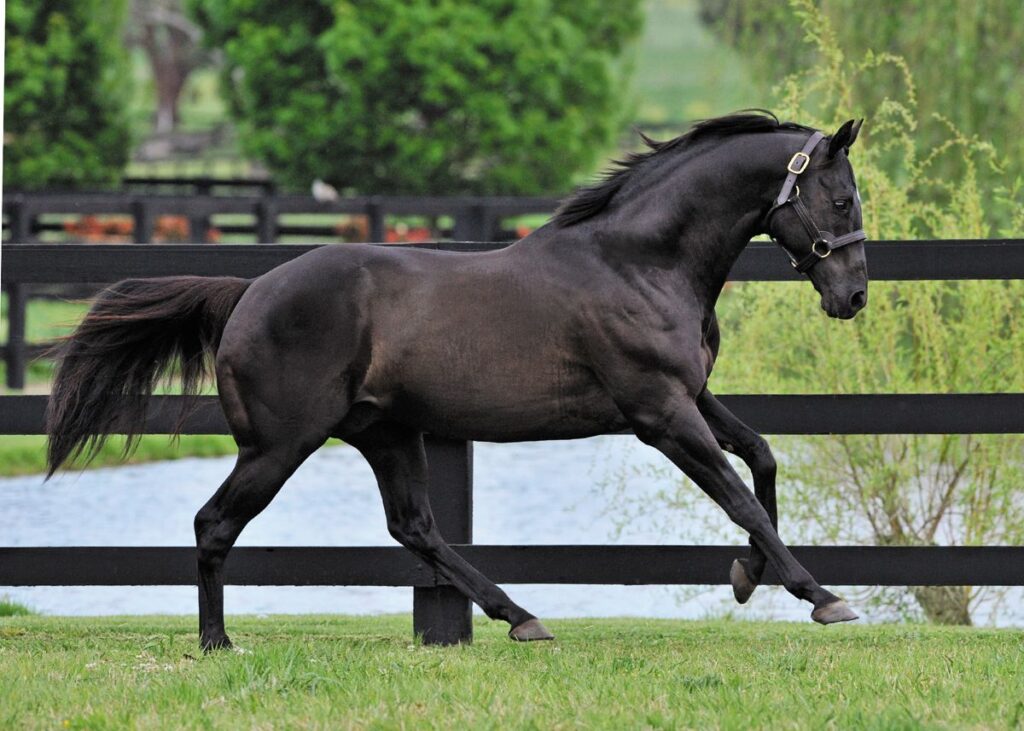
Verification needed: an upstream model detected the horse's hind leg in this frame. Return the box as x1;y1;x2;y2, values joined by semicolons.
697;389;777;604
349;422;552;642
194;442;316;650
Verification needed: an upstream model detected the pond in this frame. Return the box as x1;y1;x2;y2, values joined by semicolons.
2;438;1017;625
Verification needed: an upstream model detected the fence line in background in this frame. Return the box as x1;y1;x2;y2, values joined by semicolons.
2;192;561;246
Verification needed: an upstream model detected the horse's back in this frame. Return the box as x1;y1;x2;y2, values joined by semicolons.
216;243;625;442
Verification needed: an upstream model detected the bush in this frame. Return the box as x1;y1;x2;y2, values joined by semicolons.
188;0;643;194
3;0;133;188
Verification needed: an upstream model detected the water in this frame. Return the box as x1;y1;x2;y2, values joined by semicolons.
1;439;1017;625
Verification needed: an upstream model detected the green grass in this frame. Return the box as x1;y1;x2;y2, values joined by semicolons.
0;597;36;617
1;616;1021;729
0;434;240;478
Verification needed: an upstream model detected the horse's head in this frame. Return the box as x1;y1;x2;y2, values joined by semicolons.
767;119;867;320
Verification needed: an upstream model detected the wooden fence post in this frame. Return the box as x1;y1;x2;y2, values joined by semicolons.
453;204;494;241
4;283;28;390
367;202;386;243
188;188;213;244
256;198;279;243
7;198;33;243
414;437;473;645
132;199;154;243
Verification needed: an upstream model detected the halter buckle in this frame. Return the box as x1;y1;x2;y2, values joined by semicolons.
787;152;811;175
812;239;832;258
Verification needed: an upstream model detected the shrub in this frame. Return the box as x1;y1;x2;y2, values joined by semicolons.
3;0;133;188
188;0;643;194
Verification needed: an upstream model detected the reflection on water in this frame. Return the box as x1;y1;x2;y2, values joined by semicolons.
1;438;1018;625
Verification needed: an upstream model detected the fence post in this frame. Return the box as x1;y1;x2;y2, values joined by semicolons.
256;198;279;243
414;437;473;645
453;204;494;241
187;190;213;244
4;283;28;390
367;202;385;243
132;199;154;243
8;197;33;243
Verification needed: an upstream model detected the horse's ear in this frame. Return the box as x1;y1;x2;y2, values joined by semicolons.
828;118;863;158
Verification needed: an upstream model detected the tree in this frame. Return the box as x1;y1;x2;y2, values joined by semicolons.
697;0;1024;229
128;0;206;134
4;0;133;188
188;0;643;194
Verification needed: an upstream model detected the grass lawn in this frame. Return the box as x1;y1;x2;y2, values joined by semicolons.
1;616;1021;729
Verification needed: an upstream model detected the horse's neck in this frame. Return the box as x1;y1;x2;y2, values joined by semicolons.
602;143;773;310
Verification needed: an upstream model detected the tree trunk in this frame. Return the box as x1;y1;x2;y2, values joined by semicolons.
911;585;972;625
141;20;195;135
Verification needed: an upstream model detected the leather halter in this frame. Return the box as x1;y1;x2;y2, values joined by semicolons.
766;131;867;273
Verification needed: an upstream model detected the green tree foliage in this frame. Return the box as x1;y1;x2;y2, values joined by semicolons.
698;0;1024;226
3;0;133;188
189;0;643;194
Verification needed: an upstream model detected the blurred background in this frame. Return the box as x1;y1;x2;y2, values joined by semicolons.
2;0;1024;626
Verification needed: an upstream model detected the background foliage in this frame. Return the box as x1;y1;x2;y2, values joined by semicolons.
188;0;643;195
698;0;1024;228
3;0;134;188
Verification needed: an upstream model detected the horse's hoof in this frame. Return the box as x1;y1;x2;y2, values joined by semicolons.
730;559;757;604
201;636;233;653
509;618;555;642
811;600;858;625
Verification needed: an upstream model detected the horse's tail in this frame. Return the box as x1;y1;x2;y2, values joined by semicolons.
46;276;252;476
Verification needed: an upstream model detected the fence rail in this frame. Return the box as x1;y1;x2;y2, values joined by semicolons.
3;239;1024;644
2;192;561;245
3;546;1021;587
4;393;1024;436
6;239;1024;389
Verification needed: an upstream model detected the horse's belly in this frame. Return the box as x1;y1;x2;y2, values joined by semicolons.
369;363;627;441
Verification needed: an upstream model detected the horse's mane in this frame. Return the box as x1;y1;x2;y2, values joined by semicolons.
552;110;815;228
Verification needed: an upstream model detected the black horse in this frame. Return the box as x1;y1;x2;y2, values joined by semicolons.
47;111;867;649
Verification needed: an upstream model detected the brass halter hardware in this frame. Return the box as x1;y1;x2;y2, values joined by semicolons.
766;131;867;273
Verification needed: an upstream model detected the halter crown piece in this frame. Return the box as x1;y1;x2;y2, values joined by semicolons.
766;131;867;273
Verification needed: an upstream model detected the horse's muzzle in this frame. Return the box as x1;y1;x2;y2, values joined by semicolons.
823;288;867;319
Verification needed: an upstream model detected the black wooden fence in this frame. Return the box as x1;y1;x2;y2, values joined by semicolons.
1;191;559;245
2;240;1024;644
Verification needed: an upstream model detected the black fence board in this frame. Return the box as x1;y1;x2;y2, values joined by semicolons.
3;394;1023;436
6;241;1024;285
2;546;1022;587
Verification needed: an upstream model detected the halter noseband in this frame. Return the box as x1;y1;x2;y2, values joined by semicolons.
766;131;867;273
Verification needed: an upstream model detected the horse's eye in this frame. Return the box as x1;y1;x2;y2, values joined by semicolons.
833;199;849;212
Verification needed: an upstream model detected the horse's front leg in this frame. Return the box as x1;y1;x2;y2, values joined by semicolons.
626;394;856;624
696;388;777;604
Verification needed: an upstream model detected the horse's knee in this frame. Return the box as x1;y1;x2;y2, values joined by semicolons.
747;435;777;482
387;513;441;553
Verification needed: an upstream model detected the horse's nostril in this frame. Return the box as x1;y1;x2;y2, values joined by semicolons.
850;290;866;309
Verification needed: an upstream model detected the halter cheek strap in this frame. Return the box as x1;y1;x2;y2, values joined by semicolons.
766;131;867;273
